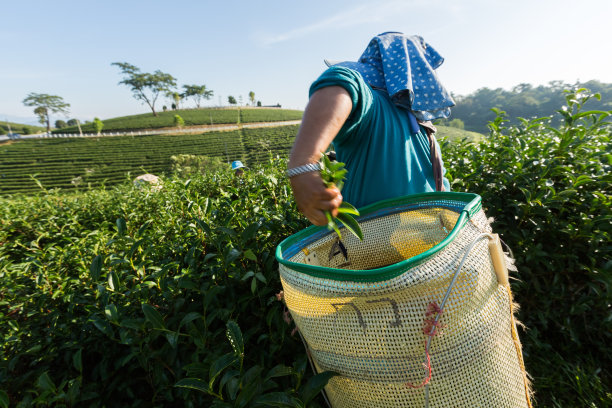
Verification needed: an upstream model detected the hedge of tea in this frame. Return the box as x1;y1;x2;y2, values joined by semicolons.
0;90;610;407
0;125;299;195
54;108;303;134
443;90;611;407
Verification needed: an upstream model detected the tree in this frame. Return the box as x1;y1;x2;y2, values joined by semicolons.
22;93;70;133
93;117;104;135
67;119;78;126
55;120;67;129
228;96;237;105
181;84;214;108
249;91;255;106
111;62;176;116
167;91;181;110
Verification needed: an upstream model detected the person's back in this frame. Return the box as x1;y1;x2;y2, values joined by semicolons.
310;66;449;208
287;32;454;226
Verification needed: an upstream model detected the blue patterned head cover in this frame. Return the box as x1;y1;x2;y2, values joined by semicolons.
327;32;455;121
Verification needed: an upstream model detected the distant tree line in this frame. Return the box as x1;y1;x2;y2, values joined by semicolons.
444;80;612;133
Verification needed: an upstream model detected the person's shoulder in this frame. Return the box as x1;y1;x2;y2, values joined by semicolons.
321;66;366;82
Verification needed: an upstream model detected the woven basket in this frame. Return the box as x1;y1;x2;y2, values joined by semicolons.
276;192;531;408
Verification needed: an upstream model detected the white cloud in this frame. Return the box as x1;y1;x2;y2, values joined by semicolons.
257;0;463;46
258;4;371;46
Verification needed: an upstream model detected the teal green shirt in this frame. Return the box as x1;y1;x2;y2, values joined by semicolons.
310;66;450;208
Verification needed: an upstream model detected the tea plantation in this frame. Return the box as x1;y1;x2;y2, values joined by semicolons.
0;90;609;407
54;107;304;134
0;124;480;196
0;125;299;195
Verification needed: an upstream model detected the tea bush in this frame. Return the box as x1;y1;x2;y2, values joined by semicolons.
0;161;335;407
443;89;611;407
54;108;303;134
0;90;609;407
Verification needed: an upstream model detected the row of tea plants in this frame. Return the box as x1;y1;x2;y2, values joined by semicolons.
0;90;609;406
54;108;303;134
0;125;299;195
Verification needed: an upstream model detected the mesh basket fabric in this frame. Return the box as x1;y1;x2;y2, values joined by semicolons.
276;192;531;408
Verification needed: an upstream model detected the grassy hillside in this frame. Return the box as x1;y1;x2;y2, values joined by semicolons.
0;120;45;135
435;125;483;143
0;125;299;195
54;107;303;134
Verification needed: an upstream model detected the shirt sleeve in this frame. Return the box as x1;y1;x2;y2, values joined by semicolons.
309;66;373;144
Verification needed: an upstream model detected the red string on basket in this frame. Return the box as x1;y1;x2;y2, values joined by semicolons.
406;301;445;389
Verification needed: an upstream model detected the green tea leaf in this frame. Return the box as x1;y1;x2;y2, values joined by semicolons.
136;219;152;237
91;317;114;338
108;270;120;291
336;212;364;241
255;272;267;284
325;211;342;239
319;154;364;241
226;320;244;357
142;304;166;330
242;271;255;281
0;390;8;408
175;378;211;394
244;249;257;261
89;255;103;281
105;304;119;323
299;371;338;405
219;369;240;396
235;378;261;408
36;371;56;393
225;248;241;264
265;364;293;380
209;353;238;388
179;312;202;329
253;393;302;408
72;349;83;373
116;218;127;236
165;331;179;348
337;201;360;216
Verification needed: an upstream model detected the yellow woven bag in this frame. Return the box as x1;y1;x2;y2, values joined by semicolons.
276;192;532;408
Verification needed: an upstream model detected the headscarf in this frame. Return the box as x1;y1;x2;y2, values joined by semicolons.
326;32;455;121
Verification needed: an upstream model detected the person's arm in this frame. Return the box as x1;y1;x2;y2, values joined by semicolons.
288;86;352;226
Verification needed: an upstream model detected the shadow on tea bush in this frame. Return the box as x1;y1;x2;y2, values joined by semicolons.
443;89;611;406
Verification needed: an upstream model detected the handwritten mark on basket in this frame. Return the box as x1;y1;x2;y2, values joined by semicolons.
331;302;366;332
366;298;402;327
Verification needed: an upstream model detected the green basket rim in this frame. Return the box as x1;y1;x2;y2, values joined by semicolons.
275;192;482;282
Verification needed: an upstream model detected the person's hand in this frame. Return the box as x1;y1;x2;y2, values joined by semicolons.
290;171;342;226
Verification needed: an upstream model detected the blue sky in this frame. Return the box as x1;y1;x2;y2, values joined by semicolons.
2;0;611;125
